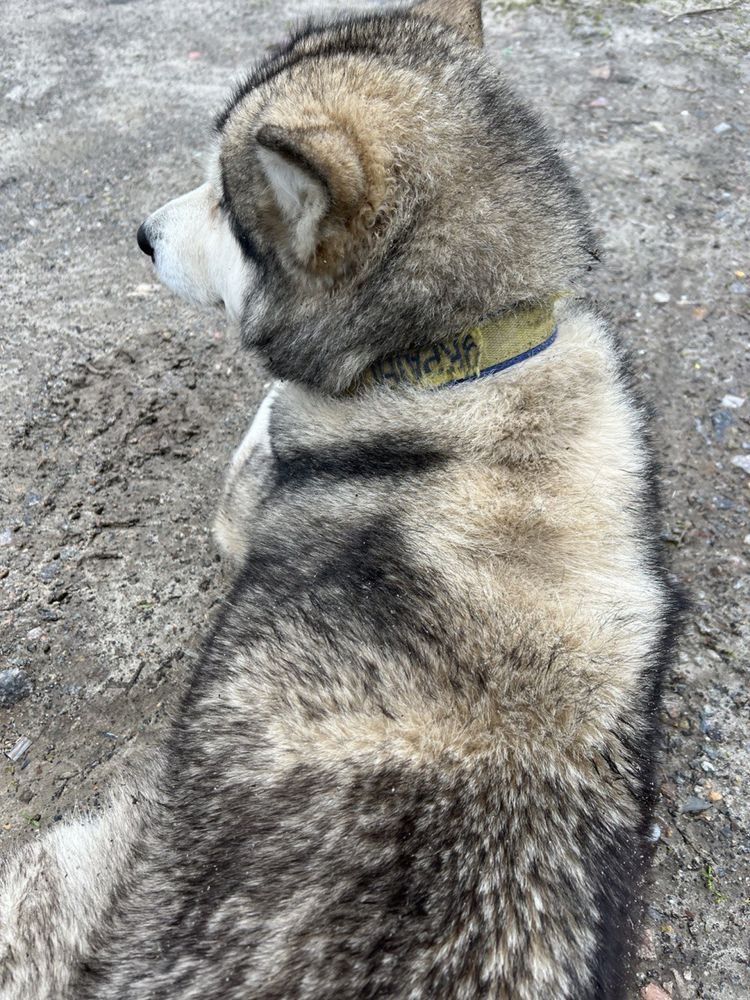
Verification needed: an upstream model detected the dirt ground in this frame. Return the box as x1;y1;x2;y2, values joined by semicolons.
1;0;748;996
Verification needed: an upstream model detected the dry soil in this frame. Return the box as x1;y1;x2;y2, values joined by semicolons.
1;1;748;997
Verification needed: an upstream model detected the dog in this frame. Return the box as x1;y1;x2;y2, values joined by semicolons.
0;1;681;997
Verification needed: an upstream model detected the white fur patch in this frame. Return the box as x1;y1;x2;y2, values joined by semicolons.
141;182;252;321
230;384;279;472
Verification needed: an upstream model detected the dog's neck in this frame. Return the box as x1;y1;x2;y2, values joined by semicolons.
353;298;560;393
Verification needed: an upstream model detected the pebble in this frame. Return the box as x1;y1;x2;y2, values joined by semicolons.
39;562;60;582
641;983;671;1000
637;928;657;961
711;411;732;439
730;281;747;294
714;121;732;134
0;527;12;546
708;790;723;803
128;283;161;298
680;795;711;814
653;291;671;304
0;667;32;706
731;455;750;475
720;394;745;409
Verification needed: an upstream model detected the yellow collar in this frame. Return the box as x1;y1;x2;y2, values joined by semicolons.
356;299;559;391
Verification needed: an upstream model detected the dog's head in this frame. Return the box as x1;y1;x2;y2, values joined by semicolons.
138;0;595;393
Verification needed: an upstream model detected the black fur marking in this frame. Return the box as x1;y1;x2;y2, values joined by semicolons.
180;511;453;723
273;437;445;490
219;185;272;272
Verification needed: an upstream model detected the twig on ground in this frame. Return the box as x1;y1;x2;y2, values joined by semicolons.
78;551;124;563
667;3;739;22
125;661;144;692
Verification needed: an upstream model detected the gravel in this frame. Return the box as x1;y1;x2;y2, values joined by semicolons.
2;0;748;996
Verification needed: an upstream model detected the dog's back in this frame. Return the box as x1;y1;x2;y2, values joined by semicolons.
1;3;680;998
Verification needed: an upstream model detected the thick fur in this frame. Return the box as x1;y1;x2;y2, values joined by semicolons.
0;2;680;998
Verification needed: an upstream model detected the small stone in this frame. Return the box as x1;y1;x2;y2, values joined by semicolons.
641;986;671;1000
729;281;748;294
744;534;750;546
0;668;32;706
589;96;608;108
39;562;60;582
590;64;611;80
637;928;657;961
714;122;732;134
653;291;671;304
680;795;711;814
692;305;708;320
720;394;745;409
660;780;677;801
711;411;732;439
128;283;161;298
18;788;33;804
731;455;750;475
0;527;12;546
708;790;723;803
0;566;9;579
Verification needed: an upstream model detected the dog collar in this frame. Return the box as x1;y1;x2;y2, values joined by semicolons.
356;299;559;392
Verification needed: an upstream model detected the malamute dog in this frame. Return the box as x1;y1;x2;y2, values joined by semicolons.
1;1;681;997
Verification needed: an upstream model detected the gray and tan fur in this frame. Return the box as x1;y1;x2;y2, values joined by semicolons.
0;2;681;997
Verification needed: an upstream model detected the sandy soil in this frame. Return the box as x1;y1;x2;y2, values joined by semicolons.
1;1;748;996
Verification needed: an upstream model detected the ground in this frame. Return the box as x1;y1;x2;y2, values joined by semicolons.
1;0;748;996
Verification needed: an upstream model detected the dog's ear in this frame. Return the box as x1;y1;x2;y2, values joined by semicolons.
256;122;366;268
414;0;483;47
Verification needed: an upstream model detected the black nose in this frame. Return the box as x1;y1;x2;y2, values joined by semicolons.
137;222;154;259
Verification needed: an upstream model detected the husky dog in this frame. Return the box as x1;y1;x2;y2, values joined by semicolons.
1;1;681;997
